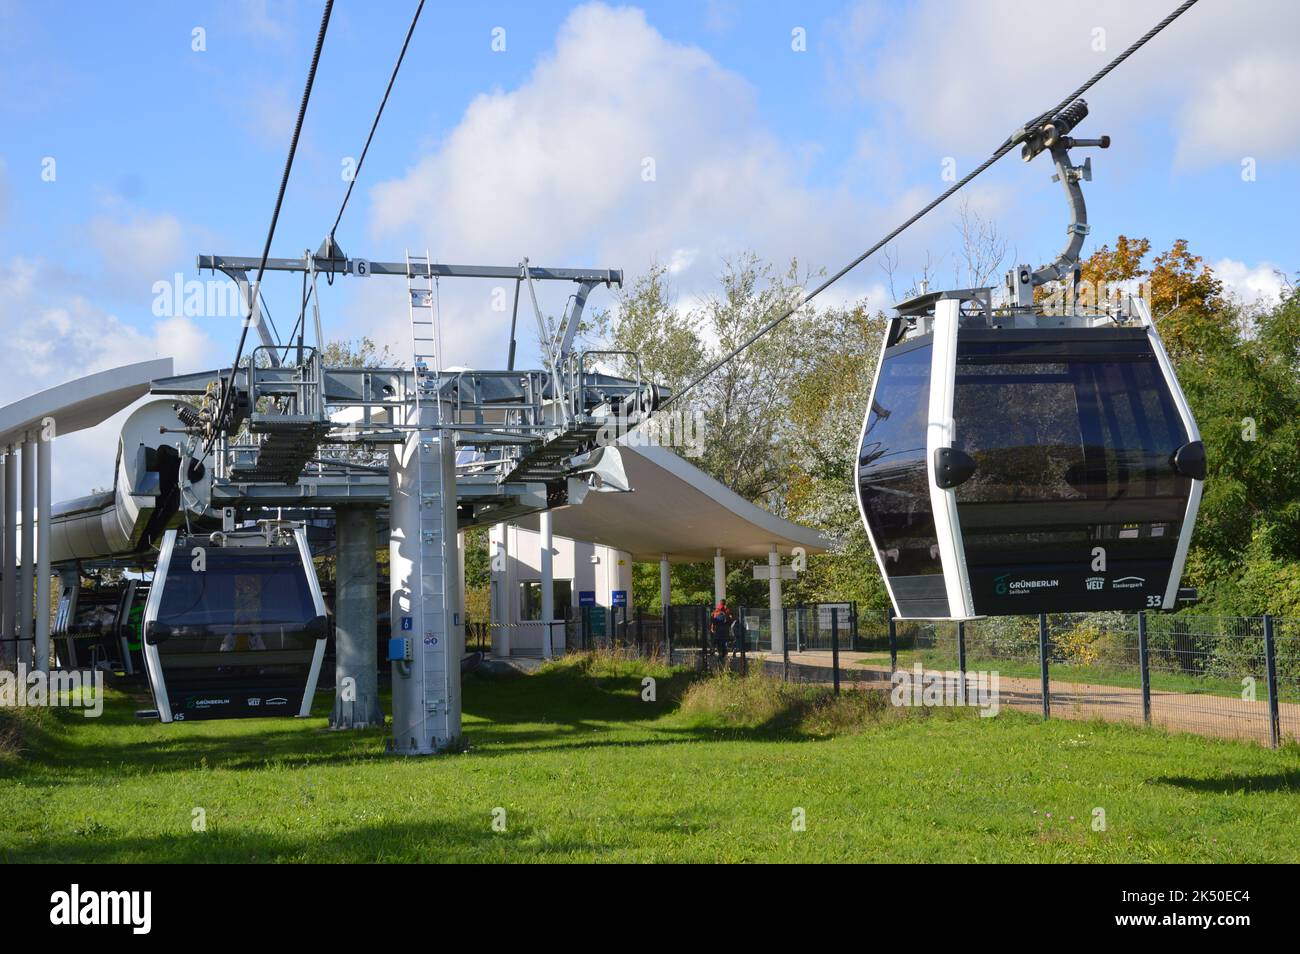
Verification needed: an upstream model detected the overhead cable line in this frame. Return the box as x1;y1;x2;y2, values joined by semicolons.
205;0;334;456
328;0;426;244
657;0;1200;412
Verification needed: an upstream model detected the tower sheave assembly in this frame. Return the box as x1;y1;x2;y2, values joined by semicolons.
855;102;1205;620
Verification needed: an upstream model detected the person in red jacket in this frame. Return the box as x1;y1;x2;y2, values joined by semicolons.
709;600;734;665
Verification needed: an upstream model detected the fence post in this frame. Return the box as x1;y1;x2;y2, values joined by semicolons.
795;602;803;652
636;607;644;654
665;603;673;664
1138;611;1151;726
957;620;966;682
1038;613;1051;720
850;600;859;652
888;611;898;674
782;603;790;682
1264;614;1281;749
831;606;841;696
739;613;748;674
699;605;708;673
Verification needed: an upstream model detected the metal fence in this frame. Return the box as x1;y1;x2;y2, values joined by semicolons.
898;612;1299;747
560;602;864;688
553;603;1300;748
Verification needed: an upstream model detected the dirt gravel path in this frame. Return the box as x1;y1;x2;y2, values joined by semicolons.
772;650;1298;745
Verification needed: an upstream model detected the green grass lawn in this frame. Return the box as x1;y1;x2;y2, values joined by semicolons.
1;657;1297;863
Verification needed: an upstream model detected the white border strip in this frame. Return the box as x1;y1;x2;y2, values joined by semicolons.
926;301;974;620
1137;299;1204;609
141;529;176;723
295;527;329;718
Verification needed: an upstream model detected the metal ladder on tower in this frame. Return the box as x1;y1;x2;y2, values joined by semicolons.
408;248;442;418
403;249;456;749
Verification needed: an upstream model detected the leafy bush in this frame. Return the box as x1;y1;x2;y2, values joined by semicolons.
1053;612;1133;668
967;615;1039;660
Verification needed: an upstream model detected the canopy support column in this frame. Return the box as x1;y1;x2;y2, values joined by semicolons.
35;432;51;673
490;524;511;658
457;530;466;658
540;510;554;658
713;548;726;608
659;554;670;617
768;544;784;655
717;548;728;608
0;448;11;667
19;435;35;668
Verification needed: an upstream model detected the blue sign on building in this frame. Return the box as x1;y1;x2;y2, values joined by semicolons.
401;616;413;631
612;590;627;607
578;590;596;607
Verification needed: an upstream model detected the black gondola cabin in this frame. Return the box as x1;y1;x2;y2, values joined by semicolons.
141;526;328;721
856;289;1204;620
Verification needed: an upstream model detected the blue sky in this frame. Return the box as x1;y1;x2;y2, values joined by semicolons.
1;0;1297;496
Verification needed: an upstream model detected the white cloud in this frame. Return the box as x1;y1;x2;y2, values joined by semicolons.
85;207;188;289
0;256;217;499
1177;52;1300;165
1212;257;1290;307
831;0;1300;167
364;3;924;369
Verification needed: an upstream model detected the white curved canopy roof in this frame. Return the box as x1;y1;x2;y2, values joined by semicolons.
520;443;831;562
0;358;173;448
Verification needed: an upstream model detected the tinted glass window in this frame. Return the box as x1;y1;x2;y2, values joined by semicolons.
71;591;120;636
952;333;1190;509
857;339;940;578
155;547;319;654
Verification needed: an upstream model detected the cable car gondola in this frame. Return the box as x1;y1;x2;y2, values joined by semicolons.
141;524;328;721
55;578;124;671
855;102;1204;620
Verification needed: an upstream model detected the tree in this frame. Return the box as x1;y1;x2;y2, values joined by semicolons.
599;253;893;612
954;197;1010;288
600;253;812;507
594;263;704;398
321;336;398;369
780;302;891;614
